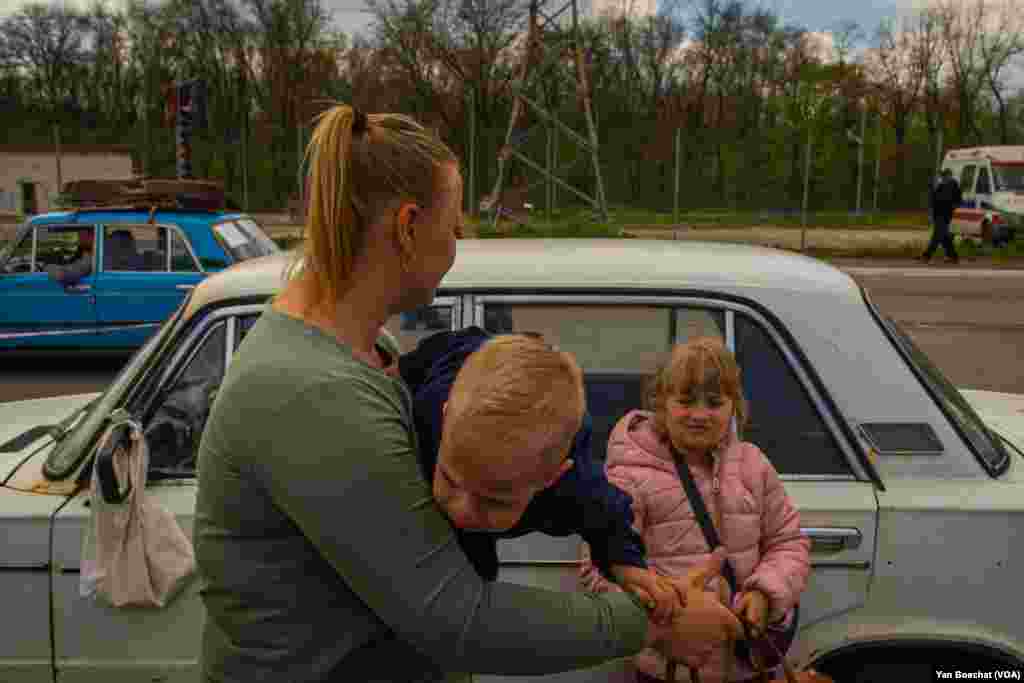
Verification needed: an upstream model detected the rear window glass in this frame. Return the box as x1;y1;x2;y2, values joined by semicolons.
213;219;278;262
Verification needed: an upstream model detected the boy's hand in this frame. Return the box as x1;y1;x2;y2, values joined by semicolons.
734;589;770;638
612;565;685;625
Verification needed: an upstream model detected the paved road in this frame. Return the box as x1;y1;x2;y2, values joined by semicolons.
2;265;1023;404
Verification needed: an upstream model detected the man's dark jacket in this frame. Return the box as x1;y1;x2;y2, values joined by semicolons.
932;176;964;222
398;326;647;582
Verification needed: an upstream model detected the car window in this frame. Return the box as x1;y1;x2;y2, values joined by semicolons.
482;303;725;462
384;304;455;353
2;227;34;273
213;220;277;263
236;217;280;255
733;313;851;476
32;225;91;271
977;167;992;195
171;230;199;272
144;320;227;478
236;313;260;349
960;165;977;194
103;225;166;272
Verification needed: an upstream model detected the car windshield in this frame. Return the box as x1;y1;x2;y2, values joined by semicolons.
213;218;278;263
992;164;1024;192
876;311;1010;476
43;300;187;479
0;222;30;267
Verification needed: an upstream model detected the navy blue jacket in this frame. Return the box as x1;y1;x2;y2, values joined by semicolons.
398;326;647;582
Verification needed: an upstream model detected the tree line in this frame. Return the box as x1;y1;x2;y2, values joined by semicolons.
1;0;1023;214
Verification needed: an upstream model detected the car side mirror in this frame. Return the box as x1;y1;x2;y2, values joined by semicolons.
94;422;134;504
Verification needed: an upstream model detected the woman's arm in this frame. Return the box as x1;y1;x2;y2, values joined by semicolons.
256;374;650;676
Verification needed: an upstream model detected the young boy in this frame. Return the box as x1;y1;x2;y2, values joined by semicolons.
398;326;683;622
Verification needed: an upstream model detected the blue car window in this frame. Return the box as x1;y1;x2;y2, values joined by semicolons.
171;229;199;272
2;227;35;273
104;225;165;272
145;320;227;477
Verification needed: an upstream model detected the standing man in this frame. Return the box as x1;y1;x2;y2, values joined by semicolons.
921;168;962;264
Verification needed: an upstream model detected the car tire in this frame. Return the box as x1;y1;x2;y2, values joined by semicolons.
981;220;994;246
845;658;933;683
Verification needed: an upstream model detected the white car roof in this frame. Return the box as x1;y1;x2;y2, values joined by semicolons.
945;146;1024;163
184;239;860;318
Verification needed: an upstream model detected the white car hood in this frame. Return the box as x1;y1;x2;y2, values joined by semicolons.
0;393;102;482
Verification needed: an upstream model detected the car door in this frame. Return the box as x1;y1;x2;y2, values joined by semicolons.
470;295;877;683
47;298;461;682
93;224;205;349
0;224;98;349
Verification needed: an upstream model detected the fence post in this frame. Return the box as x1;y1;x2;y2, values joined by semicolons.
801;125;812;251
674;127;681;224
468;87;476;217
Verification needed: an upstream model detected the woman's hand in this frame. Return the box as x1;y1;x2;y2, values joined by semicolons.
733;589;770;638
611;565;685;625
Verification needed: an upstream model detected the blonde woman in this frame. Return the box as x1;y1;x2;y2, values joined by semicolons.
194;105;742;683
580;337;811;683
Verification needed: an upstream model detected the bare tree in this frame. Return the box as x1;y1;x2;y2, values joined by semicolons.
0;2;91;109
867;16;926;145
937;0;988;144
976;0;1024;143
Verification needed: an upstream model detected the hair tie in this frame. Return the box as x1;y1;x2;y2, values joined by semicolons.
352;108;369;135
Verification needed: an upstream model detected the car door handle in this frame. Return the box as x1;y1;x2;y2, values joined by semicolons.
176;284;195;291
802;527;862;553
65;284;91;293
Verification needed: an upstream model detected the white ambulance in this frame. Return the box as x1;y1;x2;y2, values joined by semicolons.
941;146;1024;246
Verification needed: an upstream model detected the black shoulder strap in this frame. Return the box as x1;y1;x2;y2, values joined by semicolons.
671;454;738;595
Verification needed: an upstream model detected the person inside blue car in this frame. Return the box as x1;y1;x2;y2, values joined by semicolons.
399;326;689;624
45;227;94;286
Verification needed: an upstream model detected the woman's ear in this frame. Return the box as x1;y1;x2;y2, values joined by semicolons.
394;201;421;264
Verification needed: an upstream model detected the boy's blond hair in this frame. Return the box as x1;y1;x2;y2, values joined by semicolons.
645;336;749;440
443;335;585;469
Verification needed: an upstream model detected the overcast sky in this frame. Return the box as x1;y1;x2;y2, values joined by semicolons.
0;0;916;44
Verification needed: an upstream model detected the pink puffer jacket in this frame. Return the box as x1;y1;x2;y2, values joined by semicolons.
579;410;811;683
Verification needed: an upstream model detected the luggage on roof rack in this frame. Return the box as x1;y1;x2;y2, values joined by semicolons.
61;178;230;211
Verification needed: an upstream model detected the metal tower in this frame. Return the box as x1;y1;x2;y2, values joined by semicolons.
484;0;608;228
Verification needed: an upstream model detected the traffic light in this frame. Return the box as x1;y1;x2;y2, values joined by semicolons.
176;82;194;178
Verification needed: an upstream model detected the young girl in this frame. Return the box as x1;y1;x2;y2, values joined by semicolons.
580;336;811;683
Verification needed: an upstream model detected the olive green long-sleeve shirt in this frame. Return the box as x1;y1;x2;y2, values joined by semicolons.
194;305;648;683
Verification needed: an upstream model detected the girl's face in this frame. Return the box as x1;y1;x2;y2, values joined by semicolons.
665;372;735;456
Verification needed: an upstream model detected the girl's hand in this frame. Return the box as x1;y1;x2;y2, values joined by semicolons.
611;565;685;625
734;589;770;638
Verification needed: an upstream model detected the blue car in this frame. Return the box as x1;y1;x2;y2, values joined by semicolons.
0;207;279;350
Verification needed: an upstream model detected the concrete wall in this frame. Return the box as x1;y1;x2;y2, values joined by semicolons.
0;150;134;216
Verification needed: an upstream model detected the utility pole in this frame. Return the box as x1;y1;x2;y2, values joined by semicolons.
873;113;882;216
53;123;63;198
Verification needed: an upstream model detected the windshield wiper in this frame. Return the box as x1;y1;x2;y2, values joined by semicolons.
1;398;101;453
995;430;1024;460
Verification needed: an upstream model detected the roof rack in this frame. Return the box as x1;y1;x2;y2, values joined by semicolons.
61;178;233;212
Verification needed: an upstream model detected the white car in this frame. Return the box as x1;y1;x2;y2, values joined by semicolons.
2;240;1023;683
